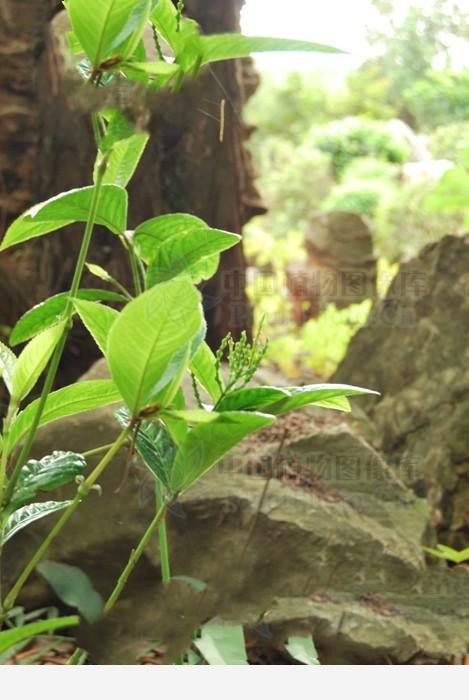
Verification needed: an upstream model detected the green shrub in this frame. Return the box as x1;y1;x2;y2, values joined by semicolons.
309;117;409;176
340;156;400;183
321;180;395;218
247;135;333;238
429;121;469;164
375;179;464;261
403;70;469;131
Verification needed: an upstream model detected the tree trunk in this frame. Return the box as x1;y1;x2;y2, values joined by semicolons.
0;0;264;382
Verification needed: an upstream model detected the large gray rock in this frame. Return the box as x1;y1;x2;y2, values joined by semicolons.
5;359;469;664
335;234;469;545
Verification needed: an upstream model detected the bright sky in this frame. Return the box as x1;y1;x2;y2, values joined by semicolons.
241;0;377;73
240;0;469;74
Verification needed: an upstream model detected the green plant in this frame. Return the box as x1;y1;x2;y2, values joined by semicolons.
0;0;377;663
424;544;469;564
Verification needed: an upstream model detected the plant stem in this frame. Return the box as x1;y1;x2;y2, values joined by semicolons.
103;497;172;613
4;161;108;505
67;647;88;665
128;244;143;296
82;440;129;459
1;427;130;616
155;481;171;583
0;402;17;506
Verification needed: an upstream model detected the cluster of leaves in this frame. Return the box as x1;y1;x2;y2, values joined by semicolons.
65;0;342;91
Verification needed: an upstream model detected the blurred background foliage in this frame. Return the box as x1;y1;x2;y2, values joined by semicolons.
243;0;469;379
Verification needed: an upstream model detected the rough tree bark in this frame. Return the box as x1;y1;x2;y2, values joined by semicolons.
0;0;264;382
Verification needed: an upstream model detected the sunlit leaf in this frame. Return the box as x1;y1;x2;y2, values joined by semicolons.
1;186;127;250
0;616;79;654
100;132;150;187
200;34;344;65
67;0;145;66
74;299;119;355
169;410;275;493
263;383;379;414
107;278;203;414
145;227;240;286
10;289;123;346
11;322;66;403
8;380;122;456
190;341;223;402
0;341;17;394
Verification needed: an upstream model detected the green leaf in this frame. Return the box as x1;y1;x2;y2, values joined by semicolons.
150;0;178;49
1;501;72;545
67;0;145;67
216;386;290;412
85;263;114;283
99;108;135;149
0;341;16;394
169;410;275;494
133;213;211;262
10;289;124;346
110;0;157;59
194;620;248;665
0;616;79;654
190;341;223;402
8;380;122;456
263;383;379;415
10;452;87;511
37;561;103;624
146;227;240;286
11;322;66;403
116;407;175;488
200;34;344;65
162;409;218;424
424;544;469;564
73;299;119;355
100;132;149;187
1;185;127;251
285;636;320;665
123;60;180;76
173;18;203;74
107;278;203;414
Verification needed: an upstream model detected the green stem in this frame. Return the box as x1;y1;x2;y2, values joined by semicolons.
128;244;143;296
1;427;130;616
0;402;17;506
67;647;88;665
3;161;108;506
82;440;129;459
104;497;172;613
155;481;171;583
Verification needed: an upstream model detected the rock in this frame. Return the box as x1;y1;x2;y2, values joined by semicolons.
334;234;469;545
286;211;377;325
6;358;469;664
